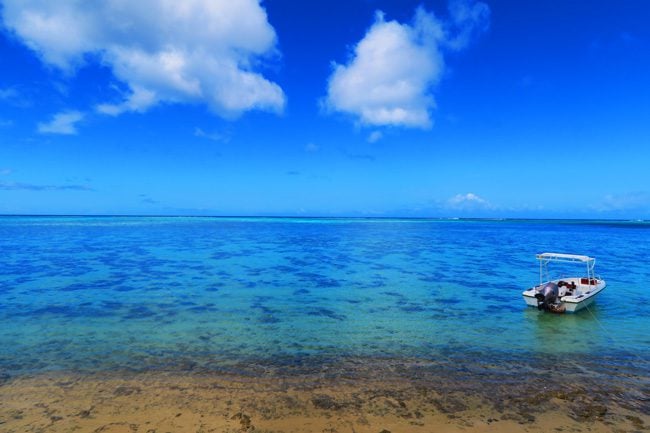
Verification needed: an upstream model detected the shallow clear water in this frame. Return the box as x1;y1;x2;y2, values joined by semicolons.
1;216;649;375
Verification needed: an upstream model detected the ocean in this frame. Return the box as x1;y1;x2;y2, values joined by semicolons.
1;216;649;432
1;216;648;375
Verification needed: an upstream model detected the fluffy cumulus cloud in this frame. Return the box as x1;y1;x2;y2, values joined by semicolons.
325;1;488;129
1;0;285;118
37;110;84;134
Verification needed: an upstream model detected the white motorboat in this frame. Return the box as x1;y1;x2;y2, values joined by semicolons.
522;253;606;313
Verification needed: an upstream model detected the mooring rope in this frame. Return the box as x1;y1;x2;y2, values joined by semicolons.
584;303;649;369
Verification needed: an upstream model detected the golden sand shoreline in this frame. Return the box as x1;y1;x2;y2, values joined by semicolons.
1;370;647;433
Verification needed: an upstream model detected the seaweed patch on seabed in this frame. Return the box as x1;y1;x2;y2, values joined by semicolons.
0;357;647;433
306;307;346;321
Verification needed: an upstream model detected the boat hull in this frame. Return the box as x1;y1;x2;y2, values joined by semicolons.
522;279;606;313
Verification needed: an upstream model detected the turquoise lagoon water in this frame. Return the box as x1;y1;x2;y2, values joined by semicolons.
1;216;649;377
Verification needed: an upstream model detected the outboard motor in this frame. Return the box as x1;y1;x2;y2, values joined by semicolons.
534;282;558;311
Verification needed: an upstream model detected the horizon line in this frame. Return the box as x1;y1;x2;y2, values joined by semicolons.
0;214;648;222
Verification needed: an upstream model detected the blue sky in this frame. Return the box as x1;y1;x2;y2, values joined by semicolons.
1;0;649;218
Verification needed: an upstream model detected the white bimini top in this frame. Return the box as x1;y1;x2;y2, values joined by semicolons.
536;252;594;264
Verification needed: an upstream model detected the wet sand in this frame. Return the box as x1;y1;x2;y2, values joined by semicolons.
1;358;648;433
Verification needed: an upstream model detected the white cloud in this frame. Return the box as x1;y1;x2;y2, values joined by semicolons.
96;86;158;116
1;0;285;119
0;181;93;191
305;142;320;153
595;192;650;212
0;87;19;100
447;192;491;209
445;0;490;50
0;168;12;175
194;127;228;143
37;110;84;135
0;86;31;107
367;130;383;143
325;1;488;129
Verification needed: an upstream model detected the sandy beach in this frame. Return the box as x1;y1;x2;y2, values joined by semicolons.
1;362;647;433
